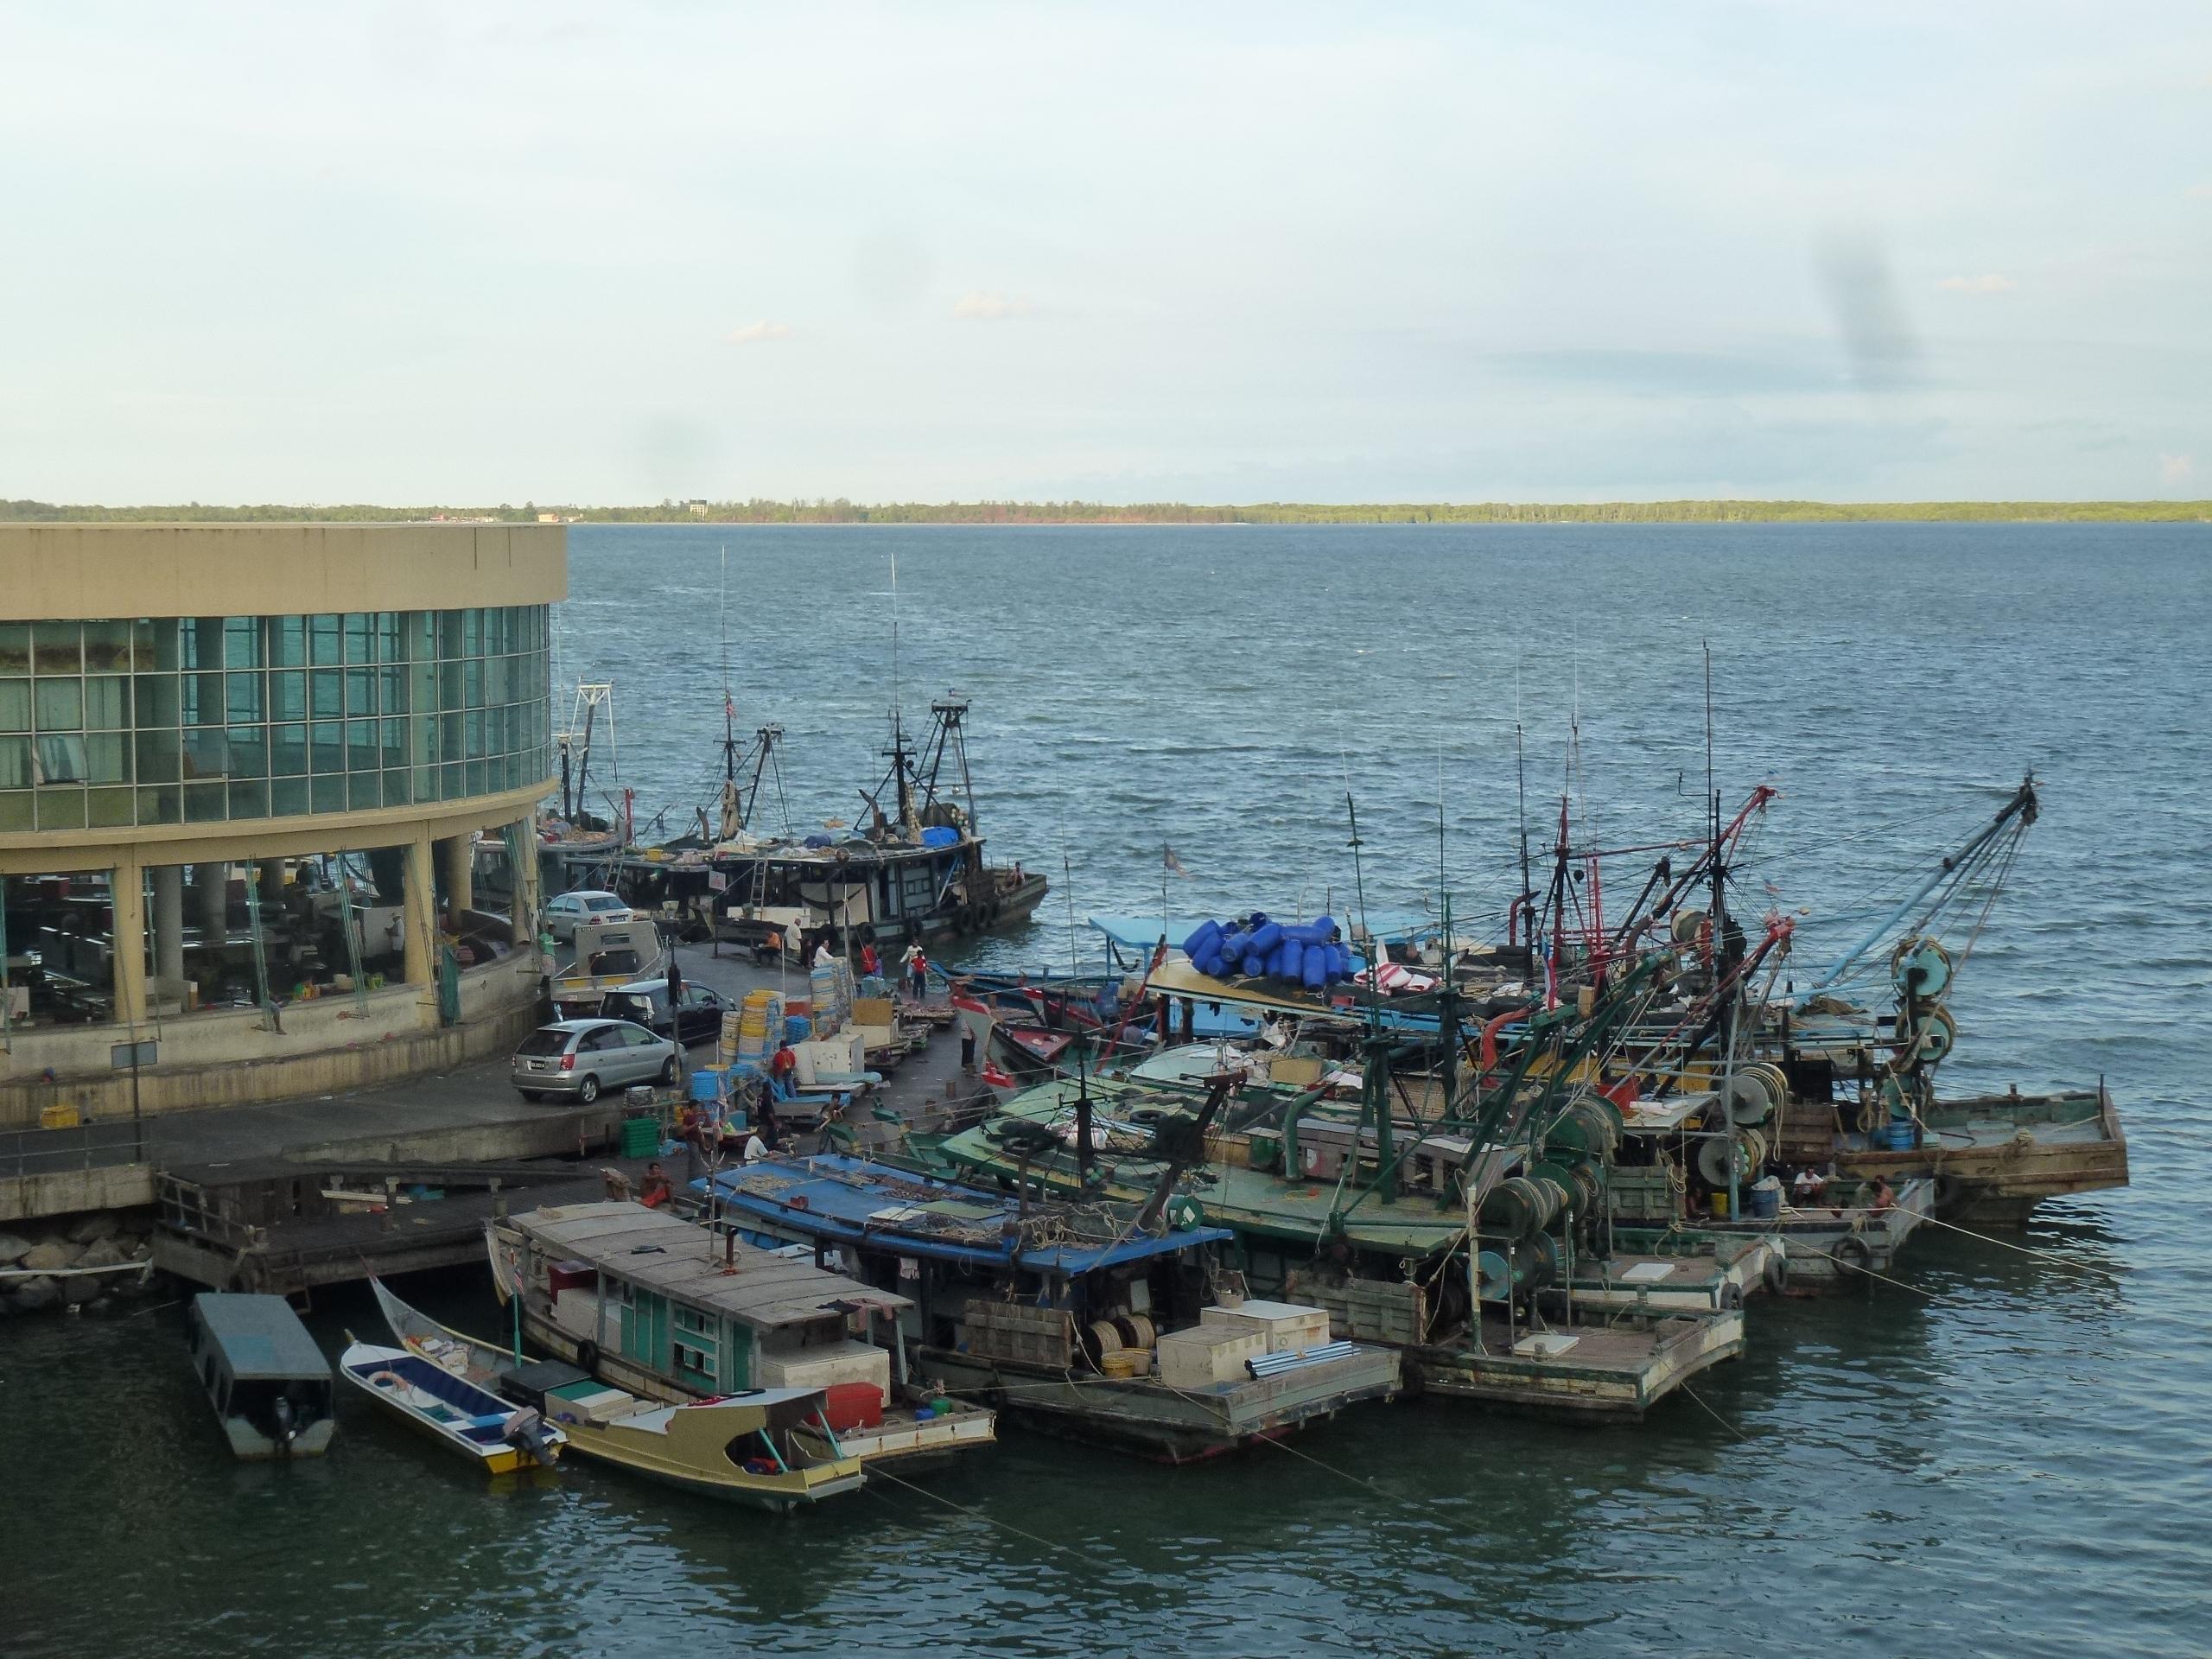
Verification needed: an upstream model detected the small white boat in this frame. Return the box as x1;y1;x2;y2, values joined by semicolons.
339;1338;564;1475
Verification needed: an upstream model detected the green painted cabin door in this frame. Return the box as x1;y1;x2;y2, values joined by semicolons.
621;1292;669;1370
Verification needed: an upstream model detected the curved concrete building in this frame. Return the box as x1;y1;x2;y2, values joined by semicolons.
0;523;565;1128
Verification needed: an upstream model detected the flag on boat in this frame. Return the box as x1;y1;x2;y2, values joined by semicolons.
1163;844;1189;877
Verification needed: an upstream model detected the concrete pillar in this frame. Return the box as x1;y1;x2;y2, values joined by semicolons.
511;817;541;959
192;861;228;944
257;858;286;912
401;830;436;989
438;833;474;920
111;859;147;1028
151;864;185;987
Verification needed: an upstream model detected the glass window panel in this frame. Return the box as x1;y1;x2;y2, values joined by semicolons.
147;618;181;672
437;611;463;659
440;712;461;759
0;736;29;788
228;780;270;819
380;717;408;768
86;675;129;728
136;785;181;824
346;667;375;716
413;765;435;801
183;668;224;726
440;762;462;800
404;612;434;663
35;787;86;830
270;670;306;722
270;777;309;816
0;624;29;675
381;767;411;805
438;661;462;712
223;616;262;669
344;613;372;664
134;673;181;728
310;668;343;719
35;734;86;782
84;732;130;785
87;786;134;828
378;666;407;715
136;729;181;784
33;622;82;673
84;620;131;673
182;728;230;779
224;727;266;779
375;612;402;662
347;772;382;810
0;791;30;832
312;774;346;814
226;671;264;724
0;680;27;732
183;619;222;670
465;759;486;796
463;659;483;709
311;721;344;773
269;723;307;777
267;615;306;668
184;781;226;823
463;608;483;657
35;678;83;730
347;720;378;772
464;709;485;758
309;613;342;665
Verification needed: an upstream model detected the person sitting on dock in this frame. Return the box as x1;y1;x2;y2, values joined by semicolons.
639;1163;673;1210
741;1124;769;1163
1866;1176;1897;1212
1791;1166;1829;1207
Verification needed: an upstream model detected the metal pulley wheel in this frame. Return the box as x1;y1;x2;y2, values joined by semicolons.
1720;1069;1779;1127
1672;907;1709;944
1697;1127;1769;1186
1890;935;1953;1001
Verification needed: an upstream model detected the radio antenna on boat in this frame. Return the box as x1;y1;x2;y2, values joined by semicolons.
719;546;737;785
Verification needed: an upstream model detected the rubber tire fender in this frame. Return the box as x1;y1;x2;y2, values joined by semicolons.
1762;1249;1789;1296
1830;1234;1872;1277
575;1339;601;1376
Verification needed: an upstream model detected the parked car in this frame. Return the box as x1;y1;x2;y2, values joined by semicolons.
510;1019;677;1103
597;980;734;1046
542;890;638;944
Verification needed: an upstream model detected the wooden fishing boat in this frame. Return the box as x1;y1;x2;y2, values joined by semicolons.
939;1074;1750;1424
370;1281;864;1510
186;1292;336;1459
708;1154;1403;1462
486;1202;997;1472
338;1338;565;1474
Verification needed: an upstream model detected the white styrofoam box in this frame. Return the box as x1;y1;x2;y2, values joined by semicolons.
1200;1300;1333;1354
1155;1325;1268;1389
757;1339;892;1406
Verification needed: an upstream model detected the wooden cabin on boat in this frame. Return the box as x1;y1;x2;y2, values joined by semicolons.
186;1292;336;1459
704;1154;1403;1462
487;1202;995;1468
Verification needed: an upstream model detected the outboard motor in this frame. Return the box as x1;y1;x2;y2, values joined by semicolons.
270;1393;298;1455
503;1406;558;1467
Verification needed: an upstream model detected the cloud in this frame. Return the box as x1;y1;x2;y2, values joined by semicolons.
1934;273;2016;294
723;321;793;345
2188;183;2212;200
2160;453;2195;486
950;290;1032;321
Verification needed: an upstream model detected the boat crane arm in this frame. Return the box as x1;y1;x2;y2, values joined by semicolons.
1793;773;2038;1001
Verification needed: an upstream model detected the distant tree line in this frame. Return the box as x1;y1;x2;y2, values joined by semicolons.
3;496;2206;525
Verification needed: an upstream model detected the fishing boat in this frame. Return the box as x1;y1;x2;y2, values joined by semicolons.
337;1338;564;1474
705;1154;1403;1462
486;1201;997;1471
185;1292;337;1459
370;1279;865;1510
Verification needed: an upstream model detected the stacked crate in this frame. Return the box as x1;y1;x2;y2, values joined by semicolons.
721;988;785;1072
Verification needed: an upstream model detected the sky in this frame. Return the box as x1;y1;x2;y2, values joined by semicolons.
1;3;2207;505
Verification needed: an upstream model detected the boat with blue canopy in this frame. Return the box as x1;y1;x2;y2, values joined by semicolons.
339;1338;565;1474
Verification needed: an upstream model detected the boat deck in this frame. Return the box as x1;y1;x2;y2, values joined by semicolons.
1417;1307;1747;1421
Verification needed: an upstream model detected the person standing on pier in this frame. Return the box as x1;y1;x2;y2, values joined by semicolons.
901;941;929;1001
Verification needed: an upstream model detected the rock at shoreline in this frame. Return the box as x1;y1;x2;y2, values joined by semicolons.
11;1275;60;1312
21;1239;80;1274
67;1212;122;1245
0;1231;31;1267
77;1236;130;1271
60;1273;102;1306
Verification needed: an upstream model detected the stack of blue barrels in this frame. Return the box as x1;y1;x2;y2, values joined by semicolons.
1181;915;1353;991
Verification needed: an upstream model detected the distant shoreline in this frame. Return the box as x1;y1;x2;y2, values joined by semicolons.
4;497;2206;526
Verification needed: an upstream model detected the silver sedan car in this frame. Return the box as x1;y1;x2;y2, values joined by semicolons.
511;1018;677;1103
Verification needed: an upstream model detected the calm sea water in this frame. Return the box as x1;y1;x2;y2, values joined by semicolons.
4;524;2207;1657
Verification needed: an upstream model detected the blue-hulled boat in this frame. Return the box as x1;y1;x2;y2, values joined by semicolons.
339;1339;564;1474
